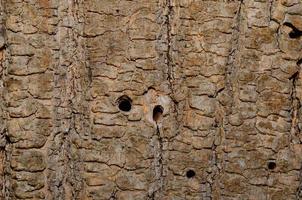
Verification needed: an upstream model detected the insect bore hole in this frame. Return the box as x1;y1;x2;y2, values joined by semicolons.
117;95;132;112
267;161;276;170
186;170;196;178
153;105;164;122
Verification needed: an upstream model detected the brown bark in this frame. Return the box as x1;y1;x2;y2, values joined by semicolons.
0;0;302;199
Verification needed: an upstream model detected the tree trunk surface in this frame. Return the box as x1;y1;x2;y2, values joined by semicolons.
0;0;302;199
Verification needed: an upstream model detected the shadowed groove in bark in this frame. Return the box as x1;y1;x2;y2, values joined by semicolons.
292;62;302;198
165;0;183;145
289;70;301;144
148;119;164;199
148;1;174;198
297;162;302;198
165;0;179;123
1;0;12;199
224;0;244;106
217;0;244;199
64;1;87;199
48;1;85;199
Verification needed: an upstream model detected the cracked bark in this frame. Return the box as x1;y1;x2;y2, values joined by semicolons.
1;0;302;199
148;123;164;200
1;0;11;199
293;63;302;198
290;71;300;144
47;1;87;199
224;0;244;113
147;0;175;199
213;1;244;199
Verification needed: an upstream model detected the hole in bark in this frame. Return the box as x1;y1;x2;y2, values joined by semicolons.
284;22;302;38
289;71;299;80
117;95;132;112
289;30;302;38
153;105;164;122
267;161;276;170
186;170;196;178
297;59;302;66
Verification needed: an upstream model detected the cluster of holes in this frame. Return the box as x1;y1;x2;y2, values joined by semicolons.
117;96;165;122
117;96;191;179
118;96;192;179
117;96;278;177
267;161;276;170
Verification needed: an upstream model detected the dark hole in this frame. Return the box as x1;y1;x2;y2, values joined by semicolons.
186;170;196;178
297;59;302;66
267;161;276;170
284;22;302;39
289;71;299;80
289;30;302;38
117;96;132;112
153;105;164;122
116;9;120;13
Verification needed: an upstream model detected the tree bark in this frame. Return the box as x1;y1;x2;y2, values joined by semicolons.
1;0;302;199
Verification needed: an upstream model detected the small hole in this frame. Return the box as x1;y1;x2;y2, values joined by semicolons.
117;96;132;112
153;105;164;122
186;170;196;178
289;30;302;38
284;22;302;39
267;161;276;170
297;59;302;66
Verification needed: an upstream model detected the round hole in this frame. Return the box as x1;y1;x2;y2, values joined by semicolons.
117;96;132;112
153;105;164;122
267;161;276;170
186;170;196;178
289;31;301;38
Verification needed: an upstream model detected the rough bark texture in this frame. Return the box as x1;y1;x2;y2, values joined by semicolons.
0;0;302;199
